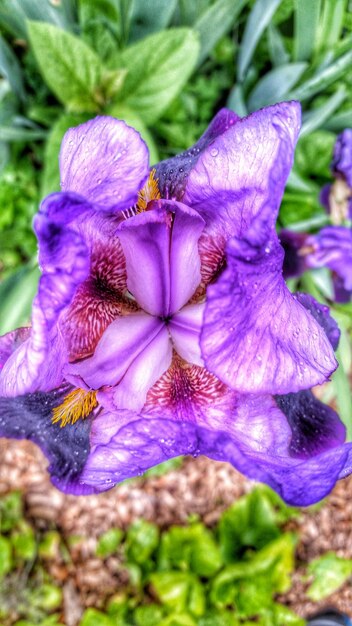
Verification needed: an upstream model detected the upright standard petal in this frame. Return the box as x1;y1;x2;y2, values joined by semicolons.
60;116;149;212
201;235;337;394
117;201;204;316
306;226;352;292
183;101;301;238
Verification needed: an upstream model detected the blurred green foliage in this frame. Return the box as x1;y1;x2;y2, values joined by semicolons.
2;485;350;626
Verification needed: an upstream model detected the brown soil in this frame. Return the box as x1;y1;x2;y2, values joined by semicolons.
1;438;352;622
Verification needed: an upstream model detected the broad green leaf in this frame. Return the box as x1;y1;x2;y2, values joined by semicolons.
248;63;307;111
79;609;114;626
177;0;212;26
150;571;205;616
31;584;63;611
289;48;352;101
237;0;282;82
0;263;39;335
160;614;197;626
293;0;321;62
134;604;165;626
307;552;352;601
125;519;159;565
286;168;318;193
198;610;239;626
0;536;12;578
158;523;222;577
79;0;121;62
194;0;248;66
130;0;178;41
279;192;324;228
41;112;90;197
12;520;36;561
300;87;347;137
96;528;124;558
0;34;25;101
116;28;200;124
0;491;22;532
27;21;105;112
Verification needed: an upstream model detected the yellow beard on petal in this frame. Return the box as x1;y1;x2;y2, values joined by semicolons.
136;168;161;213
52;389;98;428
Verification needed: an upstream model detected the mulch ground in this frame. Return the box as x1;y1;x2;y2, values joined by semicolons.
1;438;352;623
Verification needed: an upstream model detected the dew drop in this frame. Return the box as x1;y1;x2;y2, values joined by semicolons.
210;148;219;157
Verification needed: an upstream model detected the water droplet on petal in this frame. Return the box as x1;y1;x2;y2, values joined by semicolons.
210;148;219;157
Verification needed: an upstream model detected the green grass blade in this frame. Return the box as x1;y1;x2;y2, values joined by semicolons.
237;0;281;82
194;0;248;66
248;62;307;111
293;0;321;62
300;87;346;138
288;48;352;101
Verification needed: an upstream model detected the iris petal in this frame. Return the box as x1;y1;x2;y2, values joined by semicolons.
60;116;149;212
201;235;337;394
169;303;205;366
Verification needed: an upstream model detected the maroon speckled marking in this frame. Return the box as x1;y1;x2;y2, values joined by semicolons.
192;232;226;302
146;355;228;420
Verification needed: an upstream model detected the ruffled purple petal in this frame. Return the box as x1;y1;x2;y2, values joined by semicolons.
117;201;204;316
332;129;352;187
295;292;340;351
0;386;92;492
305;226;352;292
0;199;90;397
0;328;30;370
155;108;239;201
201;234;337;394
182;101;301;239
60;116;149;212
66;312;165;390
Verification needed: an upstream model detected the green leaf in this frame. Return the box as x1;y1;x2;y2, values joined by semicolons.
289;48;352;101
134;604;165;626
316;0;347;53
12;520;36;561
293;0;321;62
116;28;200;124
294;130;335;179
158;522;222;577
0;536;12;578
324;109;352;132
333;340;352;440
227;84;247;116
150;571;205;616
194;0;248;67
267;24;290;66
0;0;73;39
237;0;282;82
248;63;307;111
41;112;90;197
125;519;159;565
38;531;62;560
0;491;23;532
27;21;105;112
96;528;123;558
160;614;197;626
130;0;178;41
31;583;63;611
300;88;347;137
79;608;114;626
306;552;352;601
198;610;239;626
0;263;39;335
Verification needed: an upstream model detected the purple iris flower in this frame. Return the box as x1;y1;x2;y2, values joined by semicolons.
282;129;352;303
1;102;351;506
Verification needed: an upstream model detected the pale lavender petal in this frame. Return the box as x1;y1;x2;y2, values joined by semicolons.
201;235;337;394
155;108;239;201
60;116;149;212
113;326;172;411
118;201;204;316
183;101;301;239
169;303;205;366
66;312;164;390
